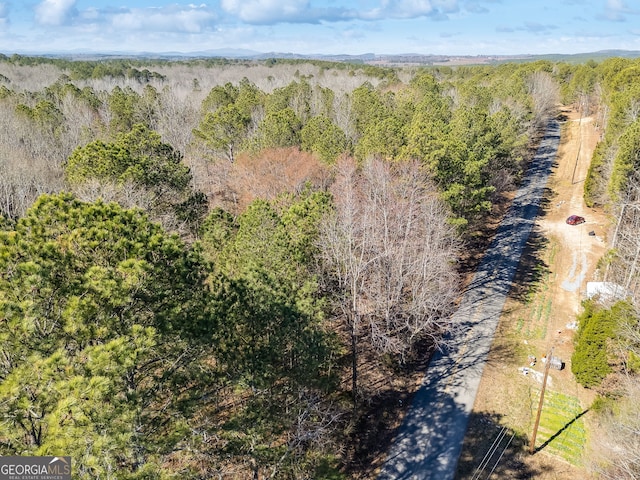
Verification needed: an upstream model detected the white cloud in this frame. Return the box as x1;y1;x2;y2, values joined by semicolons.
602;0;636;21
35;0;76;26
221;0;310;23
519;21;558;34
220;0;355;24
465;2;489;14
110;5;217;33
607;0;627;10
384;0;439;18
0;3;8;28
220;0;463;24
31;3;216;34
360;0;460;20
80;7;100;22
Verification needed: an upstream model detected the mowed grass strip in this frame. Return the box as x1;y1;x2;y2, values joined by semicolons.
532;389;586;465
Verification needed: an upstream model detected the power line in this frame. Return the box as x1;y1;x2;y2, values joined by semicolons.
471;427;507;480
487;433;516;479
571;109;583;185
471;426;516;480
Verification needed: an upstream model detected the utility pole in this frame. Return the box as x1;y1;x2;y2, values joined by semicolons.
529;347;553;454
571;109;582;185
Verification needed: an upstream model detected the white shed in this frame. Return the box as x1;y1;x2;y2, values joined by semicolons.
586;282;630;302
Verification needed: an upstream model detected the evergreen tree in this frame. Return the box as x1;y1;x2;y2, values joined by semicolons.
0;193;214;477
200;192;340;477
571;300;633;388
301;115;349;163
65;124;204;232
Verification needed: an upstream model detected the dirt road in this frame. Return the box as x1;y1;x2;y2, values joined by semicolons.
455;108;607;479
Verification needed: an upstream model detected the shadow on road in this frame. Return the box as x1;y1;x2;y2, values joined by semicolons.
346;387;419;478
377;368;475;480
344;339;436;479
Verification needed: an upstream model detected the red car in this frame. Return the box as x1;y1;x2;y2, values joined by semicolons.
566;215;585;225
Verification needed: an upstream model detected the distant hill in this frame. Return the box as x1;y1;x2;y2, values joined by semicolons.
491;50;640;65
4;49;640;65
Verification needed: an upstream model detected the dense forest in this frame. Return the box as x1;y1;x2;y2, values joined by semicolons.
0;54;638;478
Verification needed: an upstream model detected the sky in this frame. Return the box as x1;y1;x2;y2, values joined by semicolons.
0;0;639;56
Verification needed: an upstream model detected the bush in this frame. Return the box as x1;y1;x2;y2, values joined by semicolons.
571;300;632;387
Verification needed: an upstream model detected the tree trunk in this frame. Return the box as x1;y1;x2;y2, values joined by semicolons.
351;319;358;406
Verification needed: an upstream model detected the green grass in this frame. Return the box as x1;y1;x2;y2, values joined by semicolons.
547;241;558;266
531;389;586;465
521;293;551;340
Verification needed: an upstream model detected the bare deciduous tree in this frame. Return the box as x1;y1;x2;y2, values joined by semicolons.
230;147;330;210
155;86;200;155
606;173;640;301
589;379;640;480
320;156;461;401
527;71;560;130
0;101;64;219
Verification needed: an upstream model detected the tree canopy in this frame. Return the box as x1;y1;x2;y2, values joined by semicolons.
65;124;205;232
0;193;213;477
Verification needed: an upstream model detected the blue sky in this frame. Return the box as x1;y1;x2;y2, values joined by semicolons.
1;0;639;56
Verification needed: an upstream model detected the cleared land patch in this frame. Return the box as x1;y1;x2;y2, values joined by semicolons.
531;389;587;466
